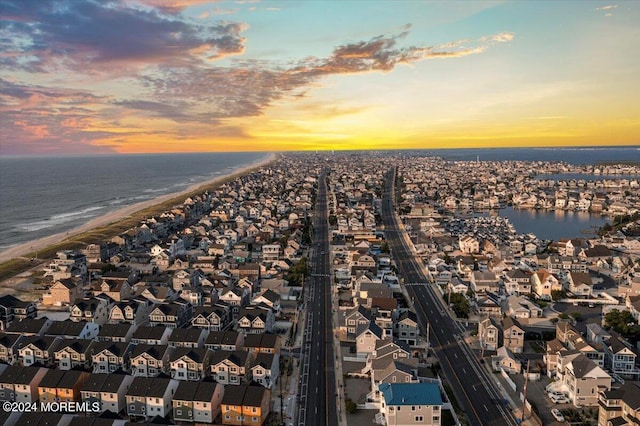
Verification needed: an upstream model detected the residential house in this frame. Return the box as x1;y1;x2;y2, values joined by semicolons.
0;333;24;364
53;339;95;370
568;272;594;298
69;297;111;324
91;341;133;374
168;328;208;349
80;373;133;414
492;346;521;374
356;321;384;357
478;317;501;352
130;344;173;377
504;269;532;295
250;352;279;390
342;305;372;339
125;376;179;420
0;295;36;331
173;381;224;424
603;335;640;380
169;347;212;381
243;333;281;355
532;269;562;300
191;304;231;331
545;339;566;378
396;311;419;347
38;369;90;403
236;307;274;335
477;295;502;317
378;382;443;426
17;336;61;367
470;271;500;294
220;384;270;426
97;323;136;343
4;316;51;337
42;278;82;306
505;295;543;319
210;350;252;385
92;278;131;302
0;366;47;403
503;317;525;354
44;319;99;340
251;289;281;316
557;321;580;345
148;301;192;329
205;331;245;352
108;300;149;325
130;325;171;345
597;381;640;426
561;354;611;407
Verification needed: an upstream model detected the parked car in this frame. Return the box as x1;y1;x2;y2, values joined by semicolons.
550;394;569;404
551;408;565;423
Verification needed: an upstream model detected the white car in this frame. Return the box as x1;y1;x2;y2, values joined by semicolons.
551;408;565;423
549;394;569;404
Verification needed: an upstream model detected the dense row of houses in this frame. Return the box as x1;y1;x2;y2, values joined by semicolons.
0;156;334;425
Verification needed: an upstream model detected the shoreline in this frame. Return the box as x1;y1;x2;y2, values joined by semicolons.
0;153;276;264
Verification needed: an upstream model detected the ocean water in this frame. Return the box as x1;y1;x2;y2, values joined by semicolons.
406;146;640;164
0;152;267;249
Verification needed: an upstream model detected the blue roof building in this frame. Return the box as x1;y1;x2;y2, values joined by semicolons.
378;382;443;426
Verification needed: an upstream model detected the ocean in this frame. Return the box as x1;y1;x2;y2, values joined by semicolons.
0;152;268;249
404;146;640;164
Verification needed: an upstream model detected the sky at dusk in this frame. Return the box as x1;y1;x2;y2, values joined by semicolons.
1;0;639;155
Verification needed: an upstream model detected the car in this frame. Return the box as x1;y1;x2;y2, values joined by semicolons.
551;408;565;422
549;394;569;404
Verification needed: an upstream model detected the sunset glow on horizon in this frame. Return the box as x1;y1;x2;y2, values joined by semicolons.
1;0;639;155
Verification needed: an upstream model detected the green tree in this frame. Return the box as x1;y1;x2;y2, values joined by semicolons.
345;399;357;414
604;309;640;344
570;312;582;322
551;290;566;301
449;293;470;318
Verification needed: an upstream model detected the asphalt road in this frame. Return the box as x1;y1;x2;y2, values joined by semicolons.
297;170;338;426
383;167;518;426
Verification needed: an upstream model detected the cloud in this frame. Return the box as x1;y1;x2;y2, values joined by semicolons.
142;29;514;120
0;0;247;73
0;10;515;153
595;5;618;11
130;0;218;14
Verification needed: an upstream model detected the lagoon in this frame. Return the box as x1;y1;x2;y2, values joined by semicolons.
480;207;609;241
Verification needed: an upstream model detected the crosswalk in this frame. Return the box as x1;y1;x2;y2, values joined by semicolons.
404;282;431;286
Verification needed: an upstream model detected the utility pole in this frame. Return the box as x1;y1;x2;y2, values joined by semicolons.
522;359;530;423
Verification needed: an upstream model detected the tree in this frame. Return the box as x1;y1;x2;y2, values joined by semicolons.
449;293;470;319
345;398;357;414
380;242;390;254
285;257;310;287
570;312;582;322
604;309;640;344
551;290;566;301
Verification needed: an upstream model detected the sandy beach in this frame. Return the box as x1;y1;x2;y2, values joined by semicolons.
0;153;276;264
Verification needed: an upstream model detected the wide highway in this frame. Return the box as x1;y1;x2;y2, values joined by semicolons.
382;167;518;426
296;170;338;426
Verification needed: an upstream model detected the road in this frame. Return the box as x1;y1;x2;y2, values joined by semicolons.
296;170;338;426
382;167;518;426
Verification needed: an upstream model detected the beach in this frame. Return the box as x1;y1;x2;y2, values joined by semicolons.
0;153;276;264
